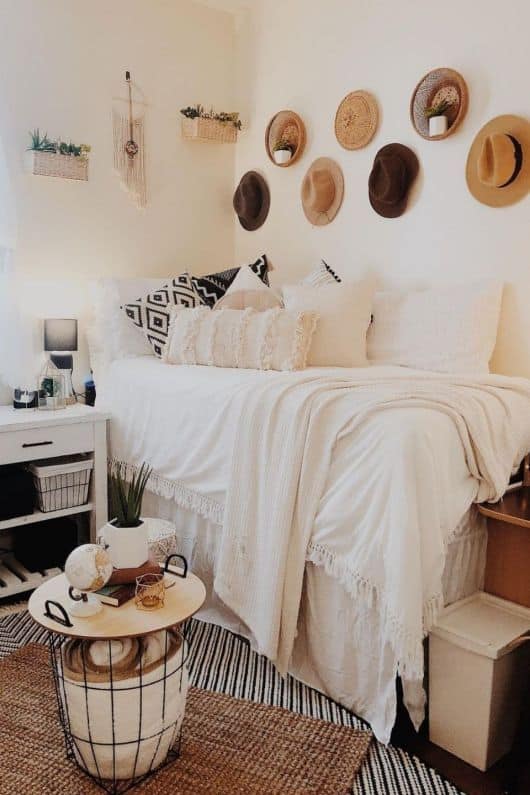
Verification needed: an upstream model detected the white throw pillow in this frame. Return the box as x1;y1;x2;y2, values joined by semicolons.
214;265;282;311
367;282;503;373
282;282;373;367
164;307;318;371
91;277;172;362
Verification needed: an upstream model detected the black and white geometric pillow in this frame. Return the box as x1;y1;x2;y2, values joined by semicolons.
122;272;203;357
301;260;342;287
191;254;269;307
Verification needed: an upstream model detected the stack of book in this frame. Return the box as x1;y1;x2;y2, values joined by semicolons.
96;555;161;607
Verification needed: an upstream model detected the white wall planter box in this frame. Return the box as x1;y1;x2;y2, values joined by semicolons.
181;117;237;144
26;151;89;181
429;591;530;771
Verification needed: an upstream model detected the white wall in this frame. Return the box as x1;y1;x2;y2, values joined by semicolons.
0;0;237;392
234;0;530;377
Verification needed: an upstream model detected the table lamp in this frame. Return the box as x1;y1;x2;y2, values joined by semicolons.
44;318;78;405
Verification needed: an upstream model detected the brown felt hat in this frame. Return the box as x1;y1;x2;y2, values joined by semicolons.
368;143;419;218
233;171;270;231
466;115;530;207
301;158;344;226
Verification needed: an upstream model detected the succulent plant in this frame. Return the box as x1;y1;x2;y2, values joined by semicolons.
109;461;152;528
180;104;241;129
424;99;453;119
272;138;294;153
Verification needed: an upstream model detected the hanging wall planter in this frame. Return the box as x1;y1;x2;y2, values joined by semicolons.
265;110;306;167
180;105;241;144
26;129;90;181
410;68;468;141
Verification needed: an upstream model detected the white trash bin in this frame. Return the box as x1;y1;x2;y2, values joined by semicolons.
429;591;530;771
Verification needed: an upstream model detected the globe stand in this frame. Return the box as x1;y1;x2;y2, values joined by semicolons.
68;587;103;617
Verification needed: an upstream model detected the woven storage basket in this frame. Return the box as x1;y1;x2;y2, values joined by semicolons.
181;117;237;143
29;455;93;512
27;151;88;181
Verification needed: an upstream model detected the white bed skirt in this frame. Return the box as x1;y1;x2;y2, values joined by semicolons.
143;491;486;736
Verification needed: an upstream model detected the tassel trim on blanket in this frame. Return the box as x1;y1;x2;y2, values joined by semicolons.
306;541;443;680
116;459;441;679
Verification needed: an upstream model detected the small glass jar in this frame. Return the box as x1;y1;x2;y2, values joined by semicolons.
37;359;66;411
135;573;165;611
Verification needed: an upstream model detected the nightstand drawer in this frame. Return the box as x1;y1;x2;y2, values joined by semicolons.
0;423;94;465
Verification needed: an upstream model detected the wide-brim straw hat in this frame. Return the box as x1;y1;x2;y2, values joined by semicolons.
301;158;344;226
466;115;530;207
233;171;270;231
368;143;419;218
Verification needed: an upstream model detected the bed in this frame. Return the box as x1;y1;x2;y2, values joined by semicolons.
99;355;530;743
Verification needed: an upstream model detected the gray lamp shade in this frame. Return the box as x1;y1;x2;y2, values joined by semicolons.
44;318;78;352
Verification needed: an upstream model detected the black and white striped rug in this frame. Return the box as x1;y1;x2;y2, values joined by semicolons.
0;611;461;795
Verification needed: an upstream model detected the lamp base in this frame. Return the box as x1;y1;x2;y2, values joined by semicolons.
50;353;76;405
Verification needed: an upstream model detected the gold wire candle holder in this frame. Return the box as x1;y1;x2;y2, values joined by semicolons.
135;573;165;611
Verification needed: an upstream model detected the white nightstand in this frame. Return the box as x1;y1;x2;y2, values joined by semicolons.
0;405;109;599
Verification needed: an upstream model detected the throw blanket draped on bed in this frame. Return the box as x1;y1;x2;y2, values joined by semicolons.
102;363;530;740
213;371;530;676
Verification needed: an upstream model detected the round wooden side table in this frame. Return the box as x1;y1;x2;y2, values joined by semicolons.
28;557;206;794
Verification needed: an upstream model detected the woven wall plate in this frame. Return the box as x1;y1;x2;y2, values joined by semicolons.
410;68;468;141
265;110;306;167
334;90;379;150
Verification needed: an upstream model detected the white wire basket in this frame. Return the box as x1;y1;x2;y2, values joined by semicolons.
29;455;93;513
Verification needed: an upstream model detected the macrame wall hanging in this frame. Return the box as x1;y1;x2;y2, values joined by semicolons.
112;71;147;208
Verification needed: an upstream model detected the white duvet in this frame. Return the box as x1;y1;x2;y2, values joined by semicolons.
100;358;530;742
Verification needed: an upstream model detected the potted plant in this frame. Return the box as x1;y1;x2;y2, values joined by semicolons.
26;129;91;180
103;461;152;569
272;138;294;165
424;99;453;137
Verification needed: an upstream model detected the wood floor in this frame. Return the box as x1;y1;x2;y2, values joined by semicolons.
392;686;530;795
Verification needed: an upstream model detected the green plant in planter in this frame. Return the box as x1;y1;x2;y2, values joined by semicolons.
180;104;242;130
109;461;152;528
424;99;453;119
272;138;294;153
28;129;56;152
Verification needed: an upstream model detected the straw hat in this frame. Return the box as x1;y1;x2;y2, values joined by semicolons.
368;143;419;218
335;91;379;150
301;158;344;226
466;115;530;207
233;171;270;231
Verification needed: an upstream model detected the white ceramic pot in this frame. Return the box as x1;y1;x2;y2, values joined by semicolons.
429;115;448;137
273;148;292;165
103;519;149;569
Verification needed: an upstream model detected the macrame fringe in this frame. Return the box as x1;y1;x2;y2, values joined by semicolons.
112;459;223;526
112;110;147;208
306;541;443;679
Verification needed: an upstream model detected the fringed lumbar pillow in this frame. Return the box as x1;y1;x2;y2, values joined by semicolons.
191;254;270;307
122;272;203;357
164;306;318;371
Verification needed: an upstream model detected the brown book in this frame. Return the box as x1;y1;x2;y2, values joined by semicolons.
107;553;161;586
95;583;136;607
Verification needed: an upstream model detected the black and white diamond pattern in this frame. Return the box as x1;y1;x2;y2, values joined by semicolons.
122;272;203;357
192;254;269;307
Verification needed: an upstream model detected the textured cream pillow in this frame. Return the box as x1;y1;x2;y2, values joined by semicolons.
282;282;373;367
214;265;282;311
164;307;318;371
367;282;503;373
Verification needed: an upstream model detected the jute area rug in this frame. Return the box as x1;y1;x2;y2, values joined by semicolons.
0;644;372;794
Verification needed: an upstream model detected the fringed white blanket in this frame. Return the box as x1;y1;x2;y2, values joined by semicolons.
212;370;530;677
102;360;530;740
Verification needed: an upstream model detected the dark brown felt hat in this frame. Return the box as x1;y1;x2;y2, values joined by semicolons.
233;171;270;231
368;143;419;218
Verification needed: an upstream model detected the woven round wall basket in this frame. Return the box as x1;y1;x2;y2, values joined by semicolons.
410;67;468;141
334;90;379;150
265;110;306;167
